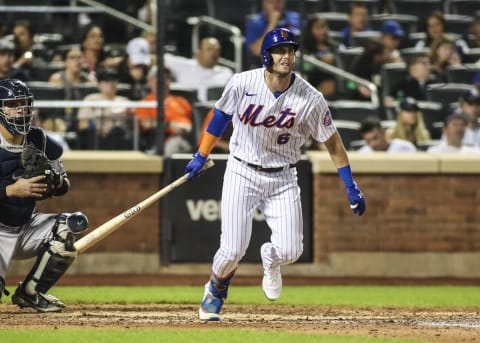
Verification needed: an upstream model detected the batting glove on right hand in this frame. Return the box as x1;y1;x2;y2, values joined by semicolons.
185;152;208;180
346;182;366;216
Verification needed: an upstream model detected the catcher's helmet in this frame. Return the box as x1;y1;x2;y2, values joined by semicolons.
0;79;35;135
261;28;299;68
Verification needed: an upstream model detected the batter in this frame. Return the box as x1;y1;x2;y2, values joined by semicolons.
185;28;366;321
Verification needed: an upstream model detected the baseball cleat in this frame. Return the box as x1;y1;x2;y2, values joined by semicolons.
198;282;223;321
261;243;282;301
11;282;65;313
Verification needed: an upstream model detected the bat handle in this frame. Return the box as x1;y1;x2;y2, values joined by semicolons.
203;158;215;170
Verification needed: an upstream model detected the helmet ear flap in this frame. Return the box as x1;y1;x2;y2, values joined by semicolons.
262;50;273;68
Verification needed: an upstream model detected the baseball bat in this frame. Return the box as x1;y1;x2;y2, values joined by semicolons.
73;159;214;253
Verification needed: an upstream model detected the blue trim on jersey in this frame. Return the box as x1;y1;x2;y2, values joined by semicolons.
338;165;354;188
273;73;296;99
206;108;232;137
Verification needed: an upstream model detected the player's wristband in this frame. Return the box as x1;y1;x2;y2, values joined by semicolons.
198;108;232;156
206;108;232;137
338;165;354;188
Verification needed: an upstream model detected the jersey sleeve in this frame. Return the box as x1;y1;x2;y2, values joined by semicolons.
308;97;337;143
28;127;63;160
214;73;240;116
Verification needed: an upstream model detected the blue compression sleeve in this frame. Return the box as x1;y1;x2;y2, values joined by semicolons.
338;165;354;188
206;108;232;137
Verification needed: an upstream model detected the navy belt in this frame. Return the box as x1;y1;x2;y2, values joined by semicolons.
234;156;296;173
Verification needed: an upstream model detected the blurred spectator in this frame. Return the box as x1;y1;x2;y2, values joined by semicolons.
351;39;388;100
449;89;480;147
380;20;404;63
199;108;232;153
12;20;47;75
142;30;157;67
164;37;233;102
468;16;480;48
340;2;371;48
117;36;151;100
303;15;339;99
385;97;431;147
429;37;462;83
245;0;300;67
0;40;29;81
137;0;155;25
134;67;193;155
79;24;122;78
49;47;97;87
474;72;480;92
414;11;469;59
48;46;97;125
77;68;132;150
428;112;480;152
385;53;441;105
32;110;71;152
358;116;417;152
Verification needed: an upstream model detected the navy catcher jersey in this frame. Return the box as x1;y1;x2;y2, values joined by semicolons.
0;127;63;227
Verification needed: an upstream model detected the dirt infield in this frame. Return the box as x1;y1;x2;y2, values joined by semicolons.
1;303;480;342
2;275;480;342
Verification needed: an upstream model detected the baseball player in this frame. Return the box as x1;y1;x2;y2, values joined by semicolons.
185;28;366;321
0;79;88;312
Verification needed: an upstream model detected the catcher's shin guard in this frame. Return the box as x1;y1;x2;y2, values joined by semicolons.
23;212;88;295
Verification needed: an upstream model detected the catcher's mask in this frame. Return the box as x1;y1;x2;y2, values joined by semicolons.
261;28;298;68
0;78;35;136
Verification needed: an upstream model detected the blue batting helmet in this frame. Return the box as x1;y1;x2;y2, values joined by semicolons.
0;79;35;135
261;28;299;68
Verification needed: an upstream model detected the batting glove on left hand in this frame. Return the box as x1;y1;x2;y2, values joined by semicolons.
185;152;208;180
346;182;366;216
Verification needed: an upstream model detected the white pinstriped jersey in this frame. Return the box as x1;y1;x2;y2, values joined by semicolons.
215;68;337;167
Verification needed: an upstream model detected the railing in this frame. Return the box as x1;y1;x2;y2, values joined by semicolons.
0;5;101;13
77;0;155;32
35;100;157;151
187;15;244;73
302;54;380;108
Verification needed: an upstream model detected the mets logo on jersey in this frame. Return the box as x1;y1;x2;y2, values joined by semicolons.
322;110;332;126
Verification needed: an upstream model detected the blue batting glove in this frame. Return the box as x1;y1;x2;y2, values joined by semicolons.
185;152;208;180
346;182;366;216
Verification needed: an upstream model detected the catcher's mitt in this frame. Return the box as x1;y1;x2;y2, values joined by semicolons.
21;143;64;199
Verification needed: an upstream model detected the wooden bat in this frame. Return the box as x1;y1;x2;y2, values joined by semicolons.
73;159;214;253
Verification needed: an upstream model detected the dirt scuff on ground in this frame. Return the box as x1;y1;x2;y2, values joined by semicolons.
1;303;479;342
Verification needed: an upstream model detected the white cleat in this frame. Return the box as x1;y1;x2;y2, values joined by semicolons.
261;243;282;301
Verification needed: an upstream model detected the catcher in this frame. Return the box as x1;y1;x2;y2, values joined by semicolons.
0;79;88;312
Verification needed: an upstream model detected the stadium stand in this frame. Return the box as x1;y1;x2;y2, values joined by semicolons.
448;0;480;16
380;62;407;102
331;0;382;14
426;83;477;110
391;0;444;22
334;119;363;150
1;0;478;152
446;64;480;84
369;13;420;35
